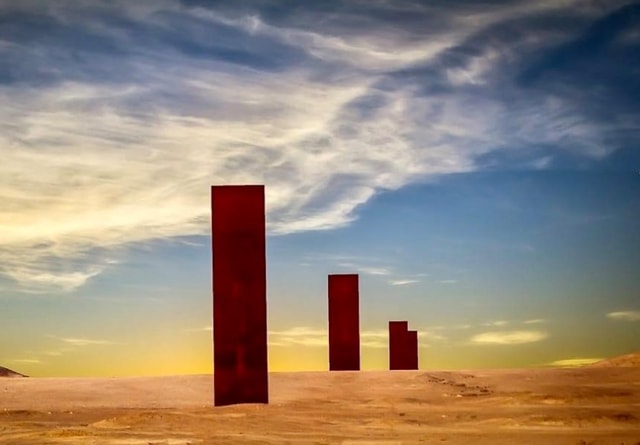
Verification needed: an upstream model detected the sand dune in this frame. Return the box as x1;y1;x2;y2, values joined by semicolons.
0;366;26;378
1;366;639;444
590;352;640;368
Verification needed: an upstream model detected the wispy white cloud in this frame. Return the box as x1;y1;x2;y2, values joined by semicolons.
548;358;602;367
48;335;116;346
185;325;213;333
388;279;419;286
417;330;448;344
483;320;509;327
523;319;546;325
360;329;389;349
606;311;640;322
430;325;446;330
9;358;42;364
268;327;327;347
454;324;473;330
2;265;108;294
60;338;115;346
431;324;472;330
470;330;548;345
43;350;66;357
343;265;391;276
193;7;460;73
311;254;395;277
267;326;391;348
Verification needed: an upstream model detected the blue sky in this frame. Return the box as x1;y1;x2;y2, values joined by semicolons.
0;0;639;376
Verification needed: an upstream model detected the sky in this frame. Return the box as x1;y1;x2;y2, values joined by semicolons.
0;0;639;377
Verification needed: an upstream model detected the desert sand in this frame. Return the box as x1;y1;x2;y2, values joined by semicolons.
1;365;639;444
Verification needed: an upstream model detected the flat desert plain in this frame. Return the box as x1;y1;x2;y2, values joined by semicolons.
1;367;639;444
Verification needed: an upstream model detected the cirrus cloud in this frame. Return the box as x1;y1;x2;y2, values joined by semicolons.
388;279;420;286
470;330;549;345
268;326;391;349
1;0;637;292
549;357;602;367
606;311;640;322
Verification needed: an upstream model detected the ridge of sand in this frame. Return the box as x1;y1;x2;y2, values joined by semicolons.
0;366;27;377
589;351;640;367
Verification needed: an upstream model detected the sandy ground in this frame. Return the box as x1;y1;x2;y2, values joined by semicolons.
1;367;639;444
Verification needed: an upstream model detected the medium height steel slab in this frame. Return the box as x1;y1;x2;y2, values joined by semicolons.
328;274;360;371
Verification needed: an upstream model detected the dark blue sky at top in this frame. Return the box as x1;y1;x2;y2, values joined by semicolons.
1;0;639;167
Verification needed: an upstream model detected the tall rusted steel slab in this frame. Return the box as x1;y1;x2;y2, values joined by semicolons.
211;185;269;406
328;274;360;371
